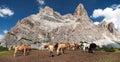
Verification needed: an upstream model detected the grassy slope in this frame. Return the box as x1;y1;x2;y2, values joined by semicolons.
0;51;14;57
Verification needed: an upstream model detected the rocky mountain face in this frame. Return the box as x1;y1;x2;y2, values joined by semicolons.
1;3;120;48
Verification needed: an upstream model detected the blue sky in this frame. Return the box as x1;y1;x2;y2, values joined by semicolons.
0;0;120;40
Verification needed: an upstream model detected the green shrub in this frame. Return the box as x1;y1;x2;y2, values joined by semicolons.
103;47;115;52
96;47;117;52
98;46;116;52
95;48;103;51
0;46;8;51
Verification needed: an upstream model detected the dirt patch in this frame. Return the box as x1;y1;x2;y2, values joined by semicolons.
0;50;120;62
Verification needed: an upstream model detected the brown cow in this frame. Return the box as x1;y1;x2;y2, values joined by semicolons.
44;43;58;57
14;45;31;57
56;42;71;55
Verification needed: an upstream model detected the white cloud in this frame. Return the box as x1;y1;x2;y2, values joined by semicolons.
0;34;4;41
3;30;8;34
92;9;103;18
0;30;8;42
91;4;120;30
0;7;14;17
37;0;45;5
37;0;45;10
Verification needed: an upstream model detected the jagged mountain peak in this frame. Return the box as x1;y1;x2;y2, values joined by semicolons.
76;3;84;10
39;6;54;16
73;3;89;18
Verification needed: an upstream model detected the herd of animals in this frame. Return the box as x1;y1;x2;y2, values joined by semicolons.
11;42;97;57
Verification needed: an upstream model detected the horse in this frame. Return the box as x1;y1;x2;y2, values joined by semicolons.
44;43;58;57
88;43;97;53
14;45;31;57
56;42;71;55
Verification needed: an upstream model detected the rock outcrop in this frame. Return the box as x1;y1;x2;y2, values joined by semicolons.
1;3;120;48
108;22;114;33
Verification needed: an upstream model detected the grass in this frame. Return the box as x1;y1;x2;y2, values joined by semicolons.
0;46;13;57
103;59;120;62
0;50;14;57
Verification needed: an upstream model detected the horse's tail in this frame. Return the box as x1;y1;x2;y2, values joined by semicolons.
54;43;59;51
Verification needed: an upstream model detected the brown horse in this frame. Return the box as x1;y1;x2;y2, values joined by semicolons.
44;43;58;57
14;45;31;57
56;42;71;55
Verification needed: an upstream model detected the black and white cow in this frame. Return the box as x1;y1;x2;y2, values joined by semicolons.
88;43;97;53
83;43;97;53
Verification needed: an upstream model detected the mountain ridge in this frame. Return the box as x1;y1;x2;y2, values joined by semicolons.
1;3;120;49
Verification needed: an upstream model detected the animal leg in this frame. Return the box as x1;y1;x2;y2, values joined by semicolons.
26;49;30;55
14;49;17;57
61;48;65;54
88;48;93;53
49;51;52;56
23;49;26;56
49;51;54;57
83;46;86;51
57;48;60;55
